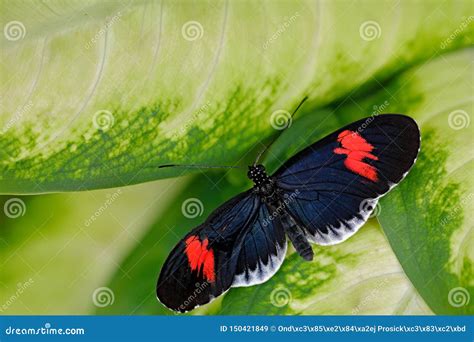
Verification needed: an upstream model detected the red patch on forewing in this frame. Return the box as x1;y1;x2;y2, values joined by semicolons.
334;130;379;182
184;236;215;282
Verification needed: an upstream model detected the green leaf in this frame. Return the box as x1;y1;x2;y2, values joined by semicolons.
0;180;187;314
97;169;431;315
97;172;251;315
220;221;431;315
1;0;472;193
1;1;472;317
380;132;473;314
332;48;473;314
219;48;473;314
99;105;426;315
100;47;472;315
373;51;472;315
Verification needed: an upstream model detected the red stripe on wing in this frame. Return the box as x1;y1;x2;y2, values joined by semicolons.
334;130;379;182
185;235;216;282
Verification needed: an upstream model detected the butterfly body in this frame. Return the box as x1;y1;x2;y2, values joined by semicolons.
157;114;421;312
248;164;276;197
248;164;314;261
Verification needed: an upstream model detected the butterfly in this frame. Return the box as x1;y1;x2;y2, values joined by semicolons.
156;107;420;312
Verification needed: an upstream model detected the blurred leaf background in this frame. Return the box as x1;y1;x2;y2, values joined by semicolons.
0;0;472;315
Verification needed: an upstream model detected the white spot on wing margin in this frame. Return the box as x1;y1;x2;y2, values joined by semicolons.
308;198;378;246
231;240;288;287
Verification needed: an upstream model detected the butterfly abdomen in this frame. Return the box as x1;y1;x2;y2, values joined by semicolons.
280;214;314;261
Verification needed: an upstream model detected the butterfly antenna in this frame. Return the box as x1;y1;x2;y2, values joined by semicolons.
254;96;308;166
159;164;245;170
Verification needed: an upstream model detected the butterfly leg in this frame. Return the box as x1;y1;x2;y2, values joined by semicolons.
280;214;314;261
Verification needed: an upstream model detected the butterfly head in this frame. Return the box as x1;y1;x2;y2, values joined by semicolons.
247;164;271;187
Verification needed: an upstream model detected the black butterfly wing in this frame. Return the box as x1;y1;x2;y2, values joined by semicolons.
273;114;420;245
232;203;287;287
157;190;287;312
